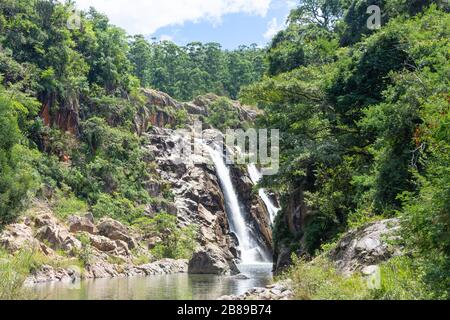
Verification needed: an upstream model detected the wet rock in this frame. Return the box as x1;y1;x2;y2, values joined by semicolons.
218;280;293;300
188;244;239;275
85;262;120;279
31;265;72;283
232;274;250;280
230;165;272;254
137;259;188;275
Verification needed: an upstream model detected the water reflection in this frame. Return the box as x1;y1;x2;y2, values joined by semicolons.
32;263;273;300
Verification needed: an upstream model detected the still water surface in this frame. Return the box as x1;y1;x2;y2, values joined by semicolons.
32;263;273;300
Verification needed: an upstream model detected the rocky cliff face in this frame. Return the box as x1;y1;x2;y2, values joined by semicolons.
33;88;274;275
137;90;273;273
273;187;314;272
143;127;239;274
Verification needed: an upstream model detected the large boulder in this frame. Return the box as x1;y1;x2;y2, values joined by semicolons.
329;219;401;275
0;224;40;253
188;245;239;275
88;234;117;252
97;218;137;249
85;261;120;279
33;212;82;253
134;259;189;276
68;215;97;234
36;224;81;253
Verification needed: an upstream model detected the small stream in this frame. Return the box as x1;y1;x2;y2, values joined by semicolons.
32;263;273;300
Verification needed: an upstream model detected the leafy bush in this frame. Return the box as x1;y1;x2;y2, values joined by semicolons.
92;193;145;224
53;189;88;220
371;256;432;300
0;86;40;225
205;97;240;131
132;254;151;266
133;214;198;260
75;233;93;268
288;255;369;300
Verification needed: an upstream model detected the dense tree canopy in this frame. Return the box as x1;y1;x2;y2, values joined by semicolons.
242;1;449;299
129;40;266;101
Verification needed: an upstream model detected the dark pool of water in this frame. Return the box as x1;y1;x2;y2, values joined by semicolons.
32;263;273;300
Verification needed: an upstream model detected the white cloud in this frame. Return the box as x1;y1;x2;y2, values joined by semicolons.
74;0;272;35
160;34;174;42
263;17;285;39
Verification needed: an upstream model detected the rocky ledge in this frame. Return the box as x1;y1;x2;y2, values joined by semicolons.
218;280;294;301
25;259;188;284
329;218;401;276
0;201;188;284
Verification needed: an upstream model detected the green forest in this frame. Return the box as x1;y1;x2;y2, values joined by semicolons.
0;0;449;300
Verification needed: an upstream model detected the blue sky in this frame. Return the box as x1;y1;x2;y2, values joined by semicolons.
74;0;297;49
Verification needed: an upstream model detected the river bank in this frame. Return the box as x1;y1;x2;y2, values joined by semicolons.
29;263;273;300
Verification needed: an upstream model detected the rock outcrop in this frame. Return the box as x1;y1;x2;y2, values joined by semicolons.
188;244;239;275
97;218;137;249
144;124;275;267
68;215;97;234
273;187;315;272
26;259;188;284
329;219;401;275
0;224;42;253
219;280;294;301
144;127;240;267
36;221;82;253
0;203;188;284
230;166;273;254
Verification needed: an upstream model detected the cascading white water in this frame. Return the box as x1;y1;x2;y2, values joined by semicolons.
248;164;280;223
205;145;269;264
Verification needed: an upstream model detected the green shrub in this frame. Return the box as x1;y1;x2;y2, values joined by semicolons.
205;97;240;131
132;254;151;266
0;249;84;300
92;193;144;224
288;255;370;300
53;189;88;219
75;234;92;267
0;88;40;225
133;214;198;260
370;256;432;300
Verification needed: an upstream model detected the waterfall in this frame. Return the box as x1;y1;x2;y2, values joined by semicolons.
248;164;280;223
205;145;270;264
